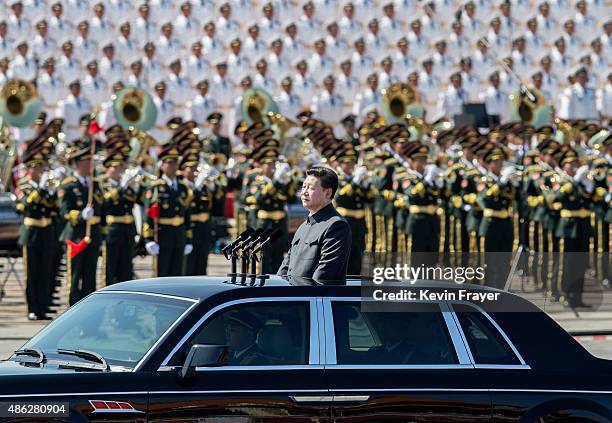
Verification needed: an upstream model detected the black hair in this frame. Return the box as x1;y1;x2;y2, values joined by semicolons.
306;166;338;199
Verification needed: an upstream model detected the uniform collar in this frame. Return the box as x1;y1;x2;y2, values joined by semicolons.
307;202;334;223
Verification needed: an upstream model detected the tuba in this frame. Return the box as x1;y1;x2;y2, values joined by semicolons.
509;87;551;128
380;83;424;124
240;88;279;126
0;79;42;191
113;86;158;131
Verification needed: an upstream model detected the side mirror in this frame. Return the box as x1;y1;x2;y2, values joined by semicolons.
178;344;229;381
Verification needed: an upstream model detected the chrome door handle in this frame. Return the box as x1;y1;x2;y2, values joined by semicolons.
290;395;370;403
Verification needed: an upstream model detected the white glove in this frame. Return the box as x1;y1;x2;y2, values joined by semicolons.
195;172;208;190
424;164;443;188
145;241;160;256
39;172;49;188
274;163;292;184
184;244;193;255
120;173;132;189
81;206;94;220
574;165;589;183
500;166;517;185
352;166;368;185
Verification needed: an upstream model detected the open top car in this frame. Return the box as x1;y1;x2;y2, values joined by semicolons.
1;276;611;422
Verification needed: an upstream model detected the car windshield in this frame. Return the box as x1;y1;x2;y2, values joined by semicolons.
20;292;194;370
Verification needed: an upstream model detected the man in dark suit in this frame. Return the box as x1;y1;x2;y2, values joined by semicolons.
278;166;351;284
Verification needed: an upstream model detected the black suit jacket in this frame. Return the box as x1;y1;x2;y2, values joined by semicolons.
278;203;351;285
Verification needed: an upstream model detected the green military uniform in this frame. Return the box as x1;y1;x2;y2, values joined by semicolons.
246;144;296;274
58;148;104;306
477;145;515;289
400;142;442;268
335;149;375;275
143;145;193;277
180;153;214;276
553;148;593;308
15;150;56;320
206;112;232;160
99;152;139;285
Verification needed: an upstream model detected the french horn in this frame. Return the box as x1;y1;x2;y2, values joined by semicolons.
240;88;279;126
509;87;551;129
380;83;424;124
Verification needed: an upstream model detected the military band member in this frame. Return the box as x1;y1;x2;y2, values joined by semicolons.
58;140;103;306
401;141;443;267
334;144;374;275
554;147;593;309
478;144;516;289
246;141;296;274
206;112;232;160
16;148;55;320
144;145;193;277
181;152;214;275
100;148;139;285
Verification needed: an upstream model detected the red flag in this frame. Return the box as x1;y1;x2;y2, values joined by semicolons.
147;203;160;219
66;237;91;258
87;119;102;135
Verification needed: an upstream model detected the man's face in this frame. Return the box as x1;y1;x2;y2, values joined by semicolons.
301;175;331;211
272;43;282;55
139;7;149;19
315;43;325;55
261;161;275;177
46;63;55;74
29;163;44;181
70;84;80;96
161;160;178;178
355;41;365;54
162;26;172;38
183;166;195;182
340;63;351;76
79;26;88;38
576;72;588;86
489;158;503;174
198;84;208;96
344;5;354;18
563;160;576;177
217;64;227;77
226;323;252;350
528;20;537;32
368;78;378;90
17;45;27;56
324;79;334;92
108;163;125;180
328;24;338;37
121;26;130;37
88;66;98;77
104;47;114;59
282;82;291;93
286;25;296;37
76;158;91;175
170;62;181;75
155;86;165;98
37;25;47;36
340;161;354;174
410;157;426;174
297;63;307;75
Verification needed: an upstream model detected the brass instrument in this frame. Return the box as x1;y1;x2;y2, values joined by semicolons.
380;83;424;124
113;86;158;131
240;88;279;126
509;87;551;128
0;79;42;191
554;117;577;144
127;126;159;169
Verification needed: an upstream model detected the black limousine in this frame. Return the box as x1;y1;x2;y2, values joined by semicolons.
1;277;611;423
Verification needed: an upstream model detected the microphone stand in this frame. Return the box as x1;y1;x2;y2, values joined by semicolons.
253;239;272;286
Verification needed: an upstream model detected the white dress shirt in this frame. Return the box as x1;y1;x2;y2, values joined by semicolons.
436;86;469;122
558;83;598;119
275;90;303;118
187;94;217;125
479;86;511;123
312;90;345;124
57;94;92;141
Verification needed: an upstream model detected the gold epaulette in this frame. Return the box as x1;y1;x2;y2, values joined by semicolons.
151;179;165;186
60;176;77;185
383;158;396;166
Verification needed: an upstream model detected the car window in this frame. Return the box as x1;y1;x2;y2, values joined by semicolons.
331;302;458;365
453;304;521;365
22;293;192;369
169;301;310;367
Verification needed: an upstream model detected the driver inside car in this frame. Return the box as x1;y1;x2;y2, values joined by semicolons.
224;310;270;366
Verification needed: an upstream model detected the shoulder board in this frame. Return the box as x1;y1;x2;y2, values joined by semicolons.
95;175;108;183
449;163;464;171
151;179;165;187
465;168;480;176
61;176;77;185
542;170;555;177
384;158;396;166
18;182;32;190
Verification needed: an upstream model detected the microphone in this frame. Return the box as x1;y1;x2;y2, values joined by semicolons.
252;229;282;254
233;228;263;256
244;228;273;252
222;228;253;259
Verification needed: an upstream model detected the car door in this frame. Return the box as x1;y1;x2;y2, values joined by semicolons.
322;298;493;423
148;296;331;423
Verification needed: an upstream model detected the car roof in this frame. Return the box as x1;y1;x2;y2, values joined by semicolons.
101;275;508;302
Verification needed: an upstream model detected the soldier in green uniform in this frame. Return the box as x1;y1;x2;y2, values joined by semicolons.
99;148;139;285
206;112;232;160
246;141;296;274
180;152;214;275
58;140;104;305
553;147;593;309
334;143;374;275
478;144;516;289
15;148;55;320
400;141;443;267
143;145;193;277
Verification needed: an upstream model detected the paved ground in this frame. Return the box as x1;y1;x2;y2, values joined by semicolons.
1;254;612;360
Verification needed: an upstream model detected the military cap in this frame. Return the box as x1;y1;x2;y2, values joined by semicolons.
180;152;199;169
207;112;223;124
22;147;47;168
154;81;167;90
537;138;560;155
296;110;313;121
252;138;280;154
103;148;128;168
253;146;280;163
67;139;95;163
159;144;180;162
253;128;275;140
402;141;429;159
483;144;507;163
471;138;491;157
341;114;356;126
555;145;578;166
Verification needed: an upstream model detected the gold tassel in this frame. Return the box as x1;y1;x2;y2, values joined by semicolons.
538;223;544;285
22;246;28;283
590;213;596;270
558;238;565;300
547;231;554;294
597;220;603;282
438;208;445;254
102;243;107;288
528;221;535;281
513;210;520;252
365;208;373;252
407;234;413;268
